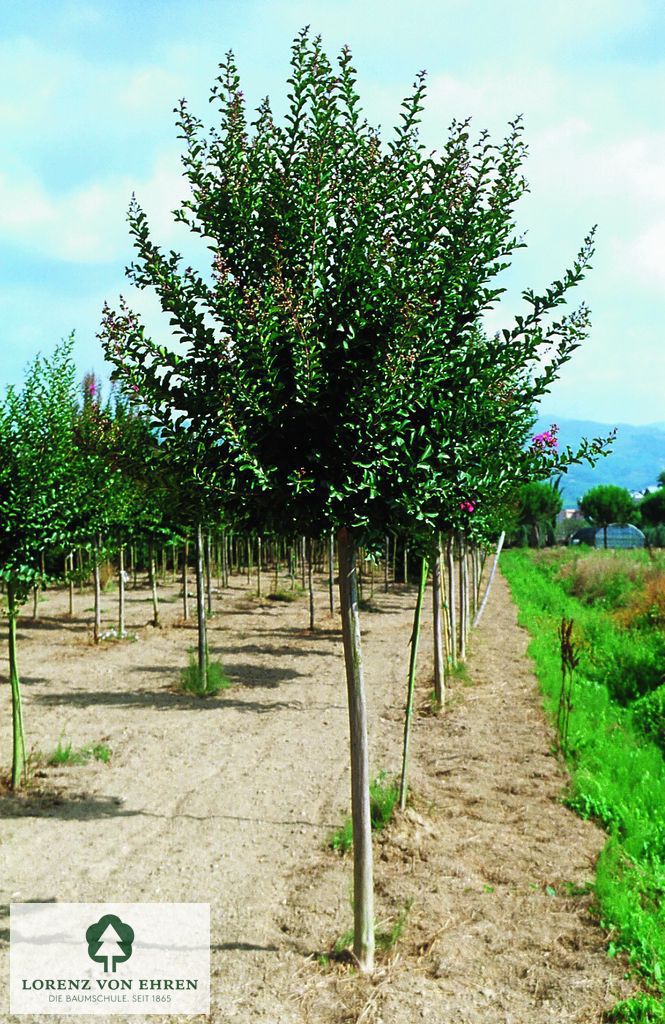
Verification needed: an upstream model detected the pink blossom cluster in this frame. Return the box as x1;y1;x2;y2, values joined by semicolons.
532;424;558;450
459;500;475;514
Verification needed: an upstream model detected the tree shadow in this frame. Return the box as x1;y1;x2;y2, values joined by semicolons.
33;688;303;714
0;790;142;820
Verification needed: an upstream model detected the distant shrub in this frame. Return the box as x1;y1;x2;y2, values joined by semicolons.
557;552;646;609
616;575;665;630
633;686;665;752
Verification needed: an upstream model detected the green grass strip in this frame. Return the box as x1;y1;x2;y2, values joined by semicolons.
501;550;665;1010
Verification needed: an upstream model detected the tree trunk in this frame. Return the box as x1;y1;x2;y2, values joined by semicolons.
32;586;39;620
182;541;190;621
148;540;160;627
118;544;125;637
399;557;428;810
77;546;85;594
432;545;445;707
67;552;74;617
205;532;213;616
307;537;315;631
328;530;335;615
301;535;306;590
93;535;102;644
337;527;374;974
458;533;467;661
257;536;262;597
403;542;408;586
446;535;457;667
603;524;608;549
7;581;26;789
384;535;389;593
195;522;208;692
474;532;505;628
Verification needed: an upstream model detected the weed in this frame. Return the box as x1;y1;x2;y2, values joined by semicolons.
47;739;111;766
328;772;399;853
268;588;301;603
376;901;412;950
180;656;232;697
605;995;665;1023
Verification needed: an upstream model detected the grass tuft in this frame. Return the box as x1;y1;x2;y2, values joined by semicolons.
180;656;231;696
328;772;399;854
47;739;110;766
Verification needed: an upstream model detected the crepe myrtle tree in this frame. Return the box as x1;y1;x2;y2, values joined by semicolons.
0;340;79;787
101;30;610;970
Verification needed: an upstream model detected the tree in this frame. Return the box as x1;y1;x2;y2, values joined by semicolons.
101;30;611;971
579;484;636;548
0;340;79;786
513;480;564;547
640;489;665;527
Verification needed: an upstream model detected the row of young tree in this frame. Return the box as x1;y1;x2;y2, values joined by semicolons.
2;31;613;971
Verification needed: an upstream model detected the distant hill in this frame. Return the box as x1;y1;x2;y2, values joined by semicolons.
534;416;665;506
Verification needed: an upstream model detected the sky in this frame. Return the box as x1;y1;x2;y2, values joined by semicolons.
0;0;664;426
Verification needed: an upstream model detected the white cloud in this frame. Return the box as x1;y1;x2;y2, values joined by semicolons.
0;152;189;264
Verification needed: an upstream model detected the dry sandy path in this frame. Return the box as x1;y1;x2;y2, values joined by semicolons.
0;567;635;1022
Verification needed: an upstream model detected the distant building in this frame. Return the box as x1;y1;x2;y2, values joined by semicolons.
569;523;646;549
557;508;584;522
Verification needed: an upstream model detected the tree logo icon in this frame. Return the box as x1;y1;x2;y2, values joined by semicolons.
86;914;134;973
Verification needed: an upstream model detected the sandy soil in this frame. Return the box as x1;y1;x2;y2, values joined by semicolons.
0;566;636;1023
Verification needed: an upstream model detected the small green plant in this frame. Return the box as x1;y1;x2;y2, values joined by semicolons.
180;656;231;696
605;996;665;1023
557;616;580;753
331;902;411;959
376;901;412;951
370;772;399;831
328;772;399;853
329;819;353;854
268;588;301;603
47;739;111;766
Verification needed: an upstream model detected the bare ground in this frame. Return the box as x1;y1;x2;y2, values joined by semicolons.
0;567;636;1023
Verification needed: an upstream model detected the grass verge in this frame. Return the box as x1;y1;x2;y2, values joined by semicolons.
501;550;665;1016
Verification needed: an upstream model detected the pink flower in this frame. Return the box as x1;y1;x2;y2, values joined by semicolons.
459;500;475;514
532;423;559;450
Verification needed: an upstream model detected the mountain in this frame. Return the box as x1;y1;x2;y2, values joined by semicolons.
534;416;665;506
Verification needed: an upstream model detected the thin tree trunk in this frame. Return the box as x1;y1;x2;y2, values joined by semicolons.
337;527;374;974
403;542;408;586
473;531;505;627
118;544;125;637
301;535;306;590
8;581;27;789
257;536;262;597
77;546;85;594
93;535;102;644
384;535;389;593
307;537;315;631
205;532;213;616
470;545;477;622
458;532;467;661
182;541;190;621
172;540;178;583
67;553;74;616
328;530;335;615
32;586;39;620
399;557;428;810
432;545;445;707
446;535;457;667
148;540;160;628
195;522;208;692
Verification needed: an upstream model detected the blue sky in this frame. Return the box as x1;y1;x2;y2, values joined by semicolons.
1;0;664;425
